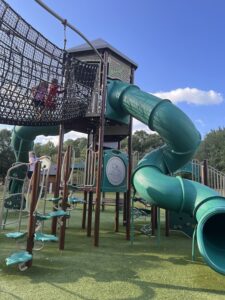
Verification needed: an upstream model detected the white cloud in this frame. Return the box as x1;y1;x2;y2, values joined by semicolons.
153;87;223;105
35;131;87;146
132;118;155;134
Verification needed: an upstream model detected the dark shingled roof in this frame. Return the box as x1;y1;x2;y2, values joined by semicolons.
68;38;138;68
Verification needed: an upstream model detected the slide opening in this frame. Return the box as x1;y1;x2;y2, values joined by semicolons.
201;212;225;274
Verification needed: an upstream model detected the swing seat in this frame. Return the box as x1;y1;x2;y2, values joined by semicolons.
48;210;70;218
5;232;27;239
68;197;85;204
34;232;58;242
35;213;52;221
35;210;69;220
47;197;62;203
6;251;32;266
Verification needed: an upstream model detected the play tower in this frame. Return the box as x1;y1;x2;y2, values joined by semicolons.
66;39;138;245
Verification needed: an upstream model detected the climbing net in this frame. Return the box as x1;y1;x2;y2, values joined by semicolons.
0;0;98;126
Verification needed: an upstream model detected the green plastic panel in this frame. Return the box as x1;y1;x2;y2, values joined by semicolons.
102;149;128;192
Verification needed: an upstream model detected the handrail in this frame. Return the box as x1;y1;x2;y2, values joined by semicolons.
34;0;104;64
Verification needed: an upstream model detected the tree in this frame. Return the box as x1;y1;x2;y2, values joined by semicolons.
0;129;15;182
64;137;87;159
34;141;57;162
132;130;164;156
195;128;225;172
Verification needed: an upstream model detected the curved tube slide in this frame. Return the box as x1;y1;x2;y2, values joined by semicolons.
107;79;225;275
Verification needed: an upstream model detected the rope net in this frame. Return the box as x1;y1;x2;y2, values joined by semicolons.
0;0;98;126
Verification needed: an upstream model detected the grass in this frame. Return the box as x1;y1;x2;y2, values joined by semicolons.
0;200;225;299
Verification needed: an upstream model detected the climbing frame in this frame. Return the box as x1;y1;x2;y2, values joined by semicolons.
0;0;98;126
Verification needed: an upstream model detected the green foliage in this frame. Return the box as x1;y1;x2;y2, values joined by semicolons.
34;141;58;162
132;130;164;156
64;137;87;159
195;128;225;172
0;129;15;181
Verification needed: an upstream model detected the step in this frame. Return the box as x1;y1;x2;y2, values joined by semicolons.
6;251;32;266
35;213;52;221
48;210;70;218
34;232;58;242
68;197;85;204
5;232;27;239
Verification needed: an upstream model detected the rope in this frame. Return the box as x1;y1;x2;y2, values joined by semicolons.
0;0;99;126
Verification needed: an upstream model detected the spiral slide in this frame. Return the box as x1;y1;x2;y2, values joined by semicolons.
107;79;225;275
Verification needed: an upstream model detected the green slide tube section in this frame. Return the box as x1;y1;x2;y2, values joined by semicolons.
107;79;225;275
10;125;59;193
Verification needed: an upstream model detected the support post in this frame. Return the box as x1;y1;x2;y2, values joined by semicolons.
165;209;170;236
123;192;127;226
26;161;41;268
87;191;93;237
115;192;120;232
82;132;91;229
203;159;208;186
151;205;156;235
126;67;135;240
59;145;72;250
82;191;87;229
94;51;108;246
51;124;64;235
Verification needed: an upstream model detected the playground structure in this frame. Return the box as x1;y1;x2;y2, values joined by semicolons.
0;0;225;276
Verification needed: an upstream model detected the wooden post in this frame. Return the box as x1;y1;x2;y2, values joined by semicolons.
165;209;170;236
203;159;208;186
82;191;87;229
87;191;93;237
59;145;72;250
151;205;156;235
26;161;41;268
94;51;108;247
115;192;120;232
51;124;64;235
126;67;135;240
123;192;127;226
82;133;91;229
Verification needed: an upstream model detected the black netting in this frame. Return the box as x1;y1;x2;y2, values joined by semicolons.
0;0;98;126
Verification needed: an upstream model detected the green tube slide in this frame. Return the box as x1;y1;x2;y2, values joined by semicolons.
107;79;225;275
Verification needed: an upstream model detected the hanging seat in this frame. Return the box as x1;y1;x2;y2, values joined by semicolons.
6;251;32;266
34;232;58;242
5;232;27;239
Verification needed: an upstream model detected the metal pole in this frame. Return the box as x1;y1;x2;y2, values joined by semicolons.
34;0;104;64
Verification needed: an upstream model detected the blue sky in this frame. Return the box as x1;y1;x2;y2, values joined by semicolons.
1;0;225;142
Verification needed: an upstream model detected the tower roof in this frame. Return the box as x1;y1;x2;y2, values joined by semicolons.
68;38;138;68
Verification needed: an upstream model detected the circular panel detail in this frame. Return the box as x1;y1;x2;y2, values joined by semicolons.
106;156;126;186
